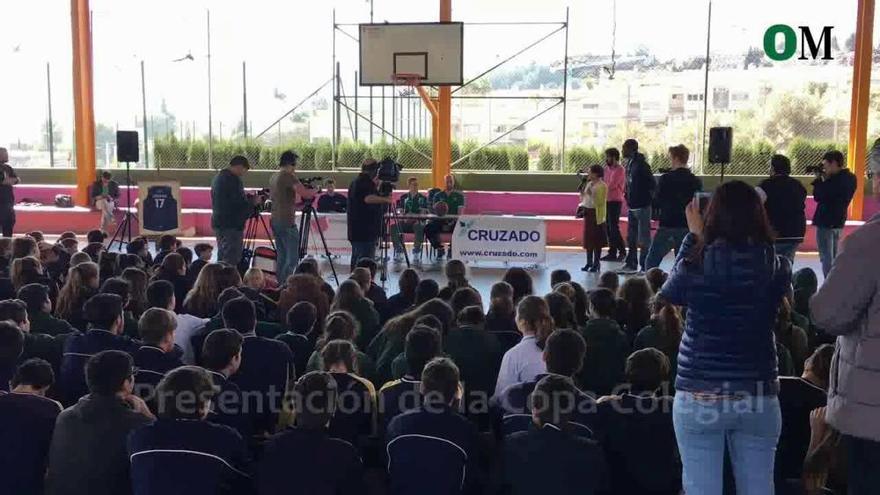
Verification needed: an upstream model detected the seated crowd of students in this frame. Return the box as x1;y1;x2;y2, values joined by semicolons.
0;230;847;495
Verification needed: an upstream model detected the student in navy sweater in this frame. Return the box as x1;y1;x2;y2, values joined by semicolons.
378;326;442;431
502;374;607;495
132;308;184;409
491;328;598;440
222;296;296;434
201;329;250;439
128;366;251;495
598;348;680;495
0;358;63;495
386;357;482;495
0;321;24;391
257;371;365;495
58;294;139;406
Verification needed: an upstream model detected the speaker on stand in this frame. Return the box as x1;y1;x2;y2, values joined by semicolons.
109;130;140;251
708;126;733;184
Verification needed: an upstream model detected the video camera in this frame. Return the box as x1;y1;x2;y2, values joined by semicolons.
377;157;403;196
247;188;271;213
300;176;326;193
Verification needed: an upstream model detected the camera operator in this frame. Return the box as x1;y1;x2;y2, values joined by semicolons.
317;178;347;213
210;155;262;266
347;159;393;270
812;150;857;276
644;144;702;270
270;150;317;283
425;174;465;261
756;154;807;263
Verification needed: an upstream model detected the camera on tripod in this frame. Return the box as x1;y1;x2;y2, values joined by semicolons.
300;176;326;193
247;188;271;213
377;157;403;196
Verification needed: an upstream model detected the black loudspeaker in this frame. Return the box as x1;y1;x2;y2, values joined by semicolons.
116;130;139;163
708;127;733;164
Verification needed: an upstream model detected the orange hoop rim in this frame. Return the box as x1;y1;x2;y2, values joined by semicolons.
391;72;426;87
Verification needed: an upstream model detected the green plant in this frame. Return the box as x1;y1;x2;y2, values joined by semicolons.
538;145;559;171
308;140;331;170
508;147;529;171
484;147;510;171
565;147;602;173
337;141;370;168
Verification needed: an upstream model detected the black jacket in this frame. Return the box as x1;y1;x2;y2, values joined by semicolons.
90;180;120;204
317;192;347;213
597;393;681;495
812;169;857;229
346;174;382;242
0;391;62;495
386;405;481;495
128;418;251;495
654;168;702;228
211;169;252;231
625;152;656;209
502;424;606;495
759;175;808;240
258;427;364;495
46;394;153;495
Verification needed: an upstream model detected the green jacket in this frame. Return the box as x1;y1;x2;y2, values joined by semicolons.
578;318;631;396
211;169;252;230
306;348;378;386
347;299;381;352
29;311;76;337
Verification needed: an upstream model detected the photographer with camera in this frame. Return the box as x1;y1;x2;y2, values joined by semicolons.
425;174;465;261
811;150;857;276
270;150;317;283
347;159;393;270
211;155;262;266
756;154;807;263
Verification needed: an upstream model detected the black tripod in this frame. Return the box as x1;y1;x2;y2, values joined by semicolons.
109;160;137;252
297;199;340;286
239;207;275;274
378;202;410;285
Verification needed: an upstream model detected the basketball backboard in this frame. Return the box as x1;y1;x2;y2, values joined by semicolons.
359;22;463;86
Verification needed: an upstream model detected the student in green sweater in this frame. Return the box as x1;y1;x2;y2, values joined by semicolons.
306;310;377;386
577;288;630;396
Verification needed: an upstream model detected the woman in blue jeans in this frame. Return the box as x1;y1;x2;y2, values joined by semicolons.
660;181;791;494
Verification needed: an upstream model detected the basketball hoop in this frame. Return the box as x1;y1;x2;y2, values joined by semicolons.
391;72;425;88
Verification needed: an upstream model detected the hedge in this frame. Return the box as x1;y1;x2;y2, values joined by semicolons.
152;136;851;175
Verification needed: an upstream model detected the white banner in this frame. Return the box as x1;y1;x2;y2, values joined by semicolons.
451;215;546;263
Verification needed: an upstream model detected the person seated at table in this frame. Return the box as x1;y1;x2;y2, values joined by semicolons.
316;178;347;213
425;174;465;261
90;171;120;233
391;177;428;264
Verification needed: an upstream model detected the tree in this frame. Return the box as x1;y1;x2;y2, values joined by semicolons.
762;91;828;147
460;77;491;95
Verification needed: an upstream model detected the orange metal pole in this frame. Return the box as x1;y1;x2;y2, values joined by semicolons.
434;0;453;189
848;0;874;220
71;0;96;206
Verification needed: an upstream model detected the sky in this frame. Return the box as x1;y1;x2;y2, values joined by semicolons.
0;0;864;148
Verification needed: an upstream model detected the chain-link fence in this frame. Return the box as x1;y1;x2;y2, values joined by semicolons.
1;0;875;176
